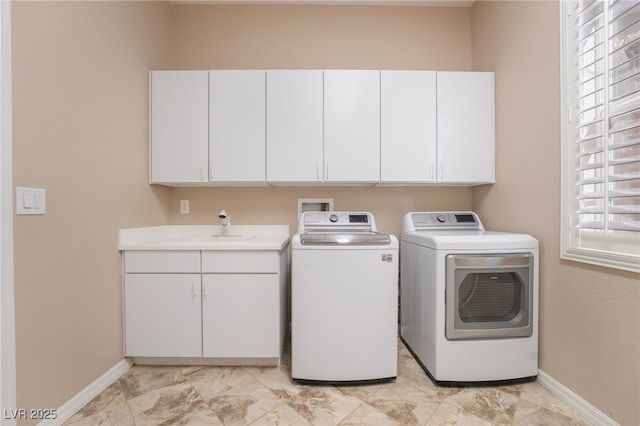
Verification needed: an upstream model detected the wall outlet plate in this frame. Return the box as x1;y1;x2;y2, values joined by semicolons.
180;199;190;214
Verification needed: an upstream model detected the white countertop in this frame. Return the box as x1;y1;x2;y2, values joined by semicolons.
119;225;290;251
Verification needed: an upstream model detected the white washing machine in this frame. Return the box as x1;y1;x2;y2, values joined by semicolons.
292;211;398;384
401;211;539;385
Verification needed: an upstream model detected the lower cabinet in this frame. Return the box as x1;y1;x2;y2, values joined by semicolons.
202;274;278;358
123;249;288;364
124;273;202;358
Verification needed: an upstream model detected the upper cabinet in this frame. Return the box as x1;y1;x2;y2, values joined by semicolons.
149;69;494;187
267;70;380;184
210;70;266;183
324;70;381;183
380;70;437;183
436;72;495;184
149;71;209;184
149;70;267;185
380;71;494;185
266;70;324;183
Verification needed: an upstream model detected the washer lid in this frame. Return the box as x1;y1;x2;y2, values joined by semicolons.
402;230;538;250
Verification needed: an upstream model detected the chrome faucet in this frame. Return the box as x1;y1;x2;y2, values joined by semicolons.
218;210;231;233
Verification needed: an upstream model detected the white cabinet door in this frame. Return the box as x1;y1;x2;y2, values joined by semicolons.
436;72;495;184
209;70;266;183
149;71;209;184
324;70;381;183
124;274;202;357
381;71;437;183
266;70;324;183
202;274;279;358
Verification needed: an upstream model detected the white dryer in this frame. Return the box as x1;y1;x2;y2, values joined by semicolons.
400;211;539;385
292;211;398;384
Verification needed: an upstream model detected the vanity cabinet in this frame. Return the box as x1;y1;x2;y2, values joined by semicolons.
123;251;202;357
123;248;288;364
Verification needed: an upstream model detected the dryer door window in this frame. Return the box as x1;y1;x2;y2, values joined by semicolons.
445;253;534;340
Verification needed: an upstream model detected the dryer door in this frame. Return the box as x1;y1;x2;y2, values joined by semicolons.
445;253;534;340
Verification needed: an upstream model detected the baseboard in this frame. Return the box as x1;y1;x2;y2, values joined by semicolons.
537;369;619;426
39;358;133;426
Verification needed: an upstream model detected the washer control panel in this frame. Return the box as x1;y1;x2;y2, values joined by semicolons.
299;211;376;232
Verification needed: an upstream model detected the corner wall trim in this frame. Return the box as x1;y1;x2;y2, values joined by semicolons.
39;358;133;426
537;369;619;426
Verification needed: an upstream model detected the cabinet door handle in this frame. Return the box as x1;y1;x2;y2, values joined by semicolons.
200;167;206;181
192;278;199;297
326;164;329;180
439;164;444;180
430;164;435;180
203;277;209;297
316;165;320;181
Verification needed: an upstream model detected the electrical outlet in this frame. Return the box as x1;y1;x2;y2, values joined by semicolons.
180;200;189;214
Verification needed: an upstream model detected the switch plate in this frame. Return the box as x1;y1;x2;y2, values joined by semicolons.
16;187;46;215
180;200;190;214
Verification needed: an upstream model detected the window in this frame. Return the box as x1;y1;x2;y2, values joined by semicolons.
561;0;640;273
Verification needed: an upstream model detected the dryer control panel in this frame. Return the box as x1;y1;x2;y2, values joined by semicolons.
403;211;484;232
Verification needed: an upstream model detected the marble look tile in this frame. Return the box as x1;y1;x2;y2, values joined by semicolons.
205;376;284;426
253;366;307;400
397;340;415;368
187;366;255;400
339;402;402;426
519;381;589;422
427;400;494;426
513;398;592;426
65;381;126;424
127;381;222;426
67;337;592;426
366;380;441;426
249;403;313;426
285;386;365;425
397;359;459;401
333;382;384;402
442;387;520;425
119;365;186;399
65;402;134;426
179;365;206;376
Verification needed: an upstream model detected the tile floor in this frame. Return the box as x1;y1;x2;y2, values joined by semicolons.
65;339;591;425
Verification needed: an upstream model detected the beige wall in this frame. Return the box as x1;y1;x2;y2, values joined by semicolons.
471;2;640;425
12;1;173;419
10;1;639;425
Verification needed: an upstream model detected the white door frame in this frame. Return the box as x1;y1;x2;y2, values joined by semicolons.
1;0;17;422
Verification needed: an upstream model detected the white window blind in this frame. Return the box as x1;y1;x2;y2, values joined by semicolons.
561;0;640;272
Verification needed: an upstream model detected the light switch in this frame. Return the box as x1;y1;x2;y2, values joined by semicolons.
16;187;46;215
